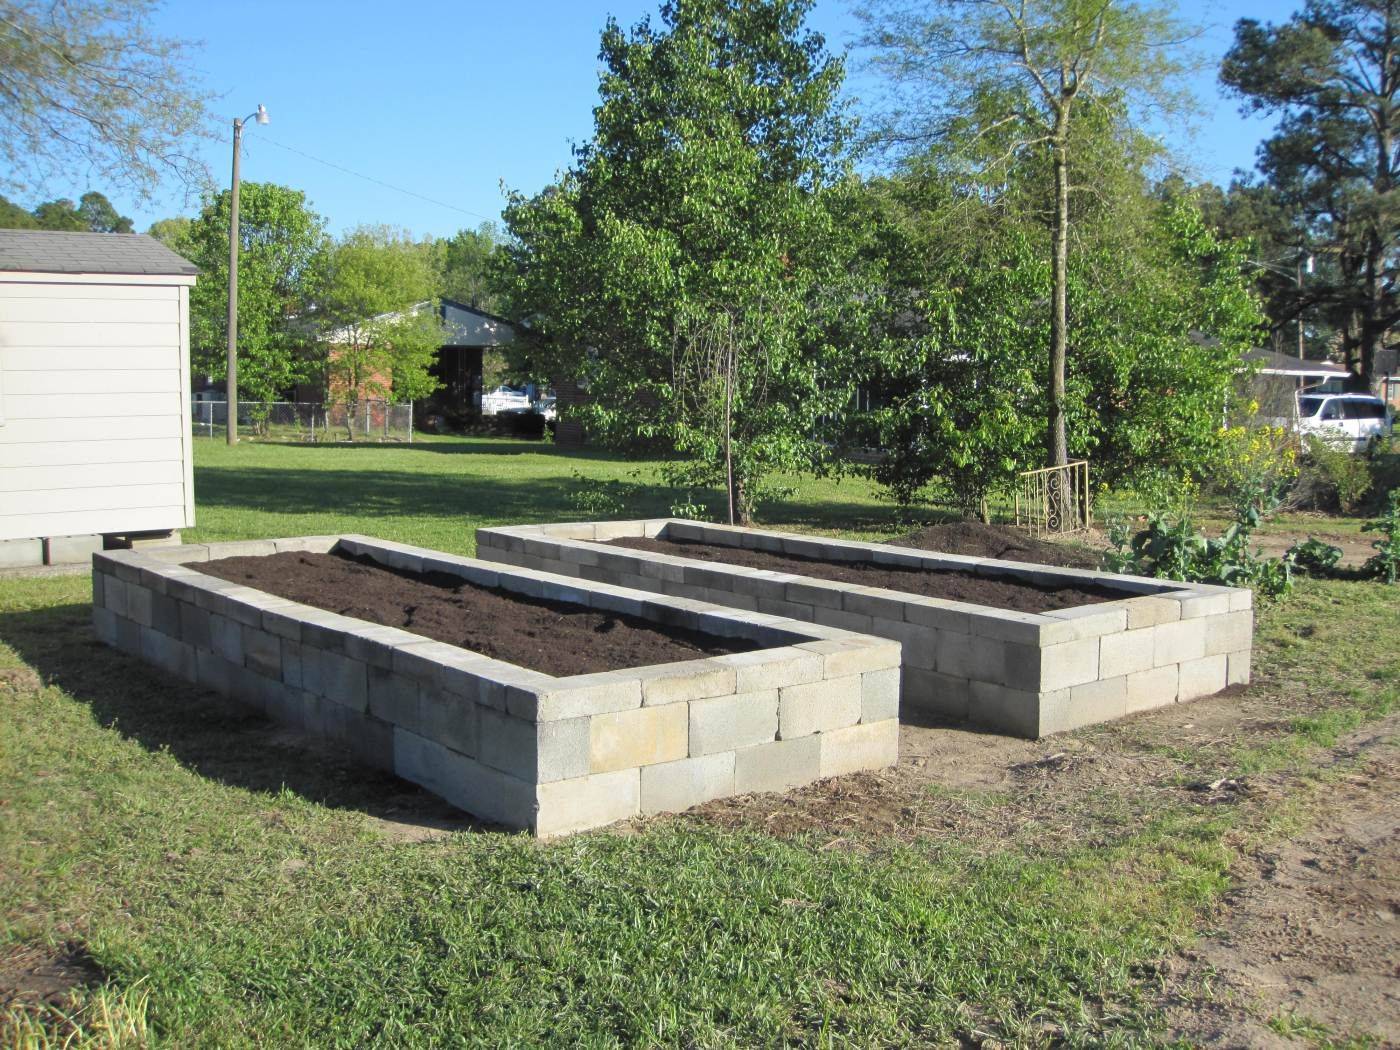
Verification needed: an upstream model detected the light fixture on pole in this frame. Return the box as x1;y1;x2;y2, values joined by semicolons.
225;103;270;445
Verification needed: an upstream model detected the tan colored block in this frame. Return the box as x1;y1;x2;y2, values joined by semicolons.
637;660;738;706
1099;628;1155;679
1227;649;1251;686
712;647;823;692
818;719;899;778
1154;618;1206;666
1203;610;1254;657
1124;595;1183;629
796;637;901;677
590;703;689;773
861;667;901;723
690;689;779;756
1039;637;1099;691
778;676;862;739
535;769;641;837
1126;664;1178;713
1178;654;1228;701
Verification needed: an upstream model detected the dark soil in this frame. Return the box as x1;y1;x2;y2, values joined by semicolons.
606;535;1121;613
197;551;757;677
889;520;1104;569
0;941;102;1010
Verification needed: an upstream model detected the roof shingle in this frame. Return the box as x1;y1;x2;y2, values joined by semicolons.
0;229;198;276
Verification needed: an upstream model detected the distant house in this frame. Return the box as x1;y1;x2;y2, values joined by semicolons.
418;299;518;425
0;229;198;566
1240;348;1353;419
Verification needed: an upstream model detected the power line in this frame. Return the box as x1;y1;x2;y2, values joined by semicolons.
251;134;501;224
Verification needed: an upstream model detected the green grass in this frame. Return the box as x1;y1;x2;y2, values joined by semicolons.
2;438;1397;1046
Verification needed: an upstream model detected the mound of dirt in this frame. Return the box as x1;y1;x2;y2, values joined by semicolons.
888;520;1103;569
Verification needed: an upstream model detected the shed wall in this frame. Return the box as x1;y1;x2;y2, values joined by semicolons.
0;275;195;541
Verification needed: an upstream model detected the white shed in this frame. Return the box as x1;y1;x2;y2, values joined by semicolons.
0;230;198;567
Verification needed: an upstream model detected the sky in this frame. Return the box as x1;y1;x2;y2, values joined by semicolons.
16;0;1290;240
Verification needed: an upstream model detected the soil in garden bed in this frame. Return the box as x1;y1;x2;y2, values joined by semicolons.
605;536;1122;612
889;520;1103;570
198;551;758;676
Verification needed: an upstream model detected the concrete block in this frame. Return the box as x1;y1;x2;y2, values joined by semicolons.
935;630;1001;683
242;625;281;679
307;649;368;712
690;689;779;756
861;667;901;724
711;647;823;692
1227;650;1251;686
368;665;421;727
733;734;821;794
1126;664;1178;714
1041;605;1127;641
1099;628;1156;679
126;584;153;627
590;703;689;773
139;626;196;682
756;596;816;620
418;686;481;758
811;605;874;634
0;538;43;568
786;580;845;610
262;679;309;732
150;593;181;637
841;586;909;622
102;575;129;617
195;648;237;697
344;624;425;669
1000;642;1042;692
641;752;736;815
92;606;118;646
1203;611;1253;658
869;616;935;669
1154;618;1207;666
1123;596;1182;629
818;719;899;778
1063;676;1128;733
392;729;535;829
535;768;641;838
533;671;643;722
778;676;862;739
1178;654;1228;701
904;599;972;634
44;534;102;565
1228;589;1254;612
967;681;1041;738
1177;593;1233;618
477;707;538;778
902;667;969;721
796;637;900;678
209;613;242;665
1038;637;1100;692
637;660;737;706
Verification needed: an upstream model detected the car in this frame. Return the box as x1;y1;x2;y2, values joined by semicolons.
1295;392;1393;452
480;385;532;416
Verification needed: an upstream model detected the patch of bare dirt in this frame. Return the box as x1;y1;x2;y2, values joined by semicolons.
0;941;101;1011
1164;734;1400;1048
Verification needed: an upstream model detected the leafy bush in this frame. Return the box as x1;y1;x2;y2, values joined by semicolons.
566;470;647;519
1210;422;1298;511
1362;489;1400;583
1102;499;1295;599
1293;434;1374;512
1284;537;1343;576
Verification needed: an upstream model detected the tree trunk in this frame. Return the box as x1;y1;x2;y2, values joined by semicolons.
731;473;750;527
1049;129;1070;470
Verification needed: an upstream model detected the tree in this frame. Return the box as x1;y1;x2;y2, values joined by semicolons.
432;223;507;312
1;190;133;231
182;182;327;403
858;0;1191;472
1222;0;1400;386
853;158;1261;517
0;0;212;199
315;227;444;439
501;0;866;522
146;216;192;252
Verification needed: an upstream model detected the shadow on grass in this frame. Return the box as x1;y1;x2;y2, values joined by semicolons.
0;601;486;835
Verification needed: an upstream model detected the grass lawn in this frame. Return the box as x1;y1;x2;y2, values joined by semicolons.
2;437;1395;1047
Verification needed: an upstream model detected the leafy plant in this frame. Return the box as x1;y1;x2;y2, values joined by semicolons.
1296;434;1374;512
1284;538;1344;576
1102;496;1296;599
566;470;644;520
1362;488;1400;583
669;494;711;521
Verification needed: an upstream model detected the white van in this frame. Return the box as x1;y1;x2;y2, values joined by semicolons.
1296;393;1393;452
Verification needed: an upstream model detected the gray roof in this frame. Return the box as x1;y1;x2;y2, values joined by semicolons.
0;229;198;276
1243;348;1349;376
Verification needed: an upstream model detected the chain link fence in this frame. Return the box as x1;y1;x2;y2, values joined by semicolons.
191;400;414;443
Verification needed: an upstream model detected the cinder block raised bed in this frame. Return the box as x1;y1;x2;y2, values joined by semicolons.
476;519;1254;738
91;535;900;837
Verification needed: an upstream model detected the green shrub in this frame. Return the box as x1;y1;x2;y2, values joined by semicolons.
1284;537;1344;576
1362;488;1400;583
1294;434;1374;512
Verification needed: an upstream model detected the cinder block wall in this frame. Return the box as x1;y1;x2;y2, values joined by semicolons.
92;535;900;837
476;520;1254;738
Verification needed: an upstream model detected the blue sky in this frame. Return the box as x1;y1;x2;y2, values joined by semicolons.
21;0;1288;239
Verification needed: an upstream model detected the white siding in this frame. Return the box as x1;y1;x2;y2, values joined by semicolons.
0;275;195;541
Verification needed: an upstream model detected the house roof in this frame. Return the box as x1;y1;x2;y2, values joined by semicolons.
440;298;517;347
0;229;199;276
1242;348;1350;378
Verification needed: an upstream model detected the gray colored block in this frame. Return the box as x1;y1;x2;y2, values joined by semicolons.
392;729;535;829
861;667;901;723
778;676;862;739
734;734;821;794
0;538;43;568
641;752;736;815
690;689;779;756
43;534;103;565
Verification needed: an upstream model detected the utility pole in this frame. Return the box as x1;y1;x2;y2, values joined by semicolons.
225;104;269;445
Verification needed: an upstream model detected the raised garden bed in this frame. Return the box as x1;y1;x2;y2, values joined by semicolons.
476;519;1254;738
91;535;900;837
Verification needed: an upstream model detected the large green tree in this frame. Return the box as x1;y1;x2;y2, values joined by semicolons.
0;190;134;232
501;0;866;522
315;227;444;438
1222;0;1400;385
183;182;327;403
430;223;507;312
0;0;211;198
858;0;1191;472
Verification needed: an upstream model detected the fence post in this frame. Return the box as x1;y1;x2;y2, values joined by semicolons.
408;401;413;444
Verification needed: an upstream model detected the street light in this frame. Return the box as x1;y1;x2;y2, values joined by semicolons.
225;103;270;445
